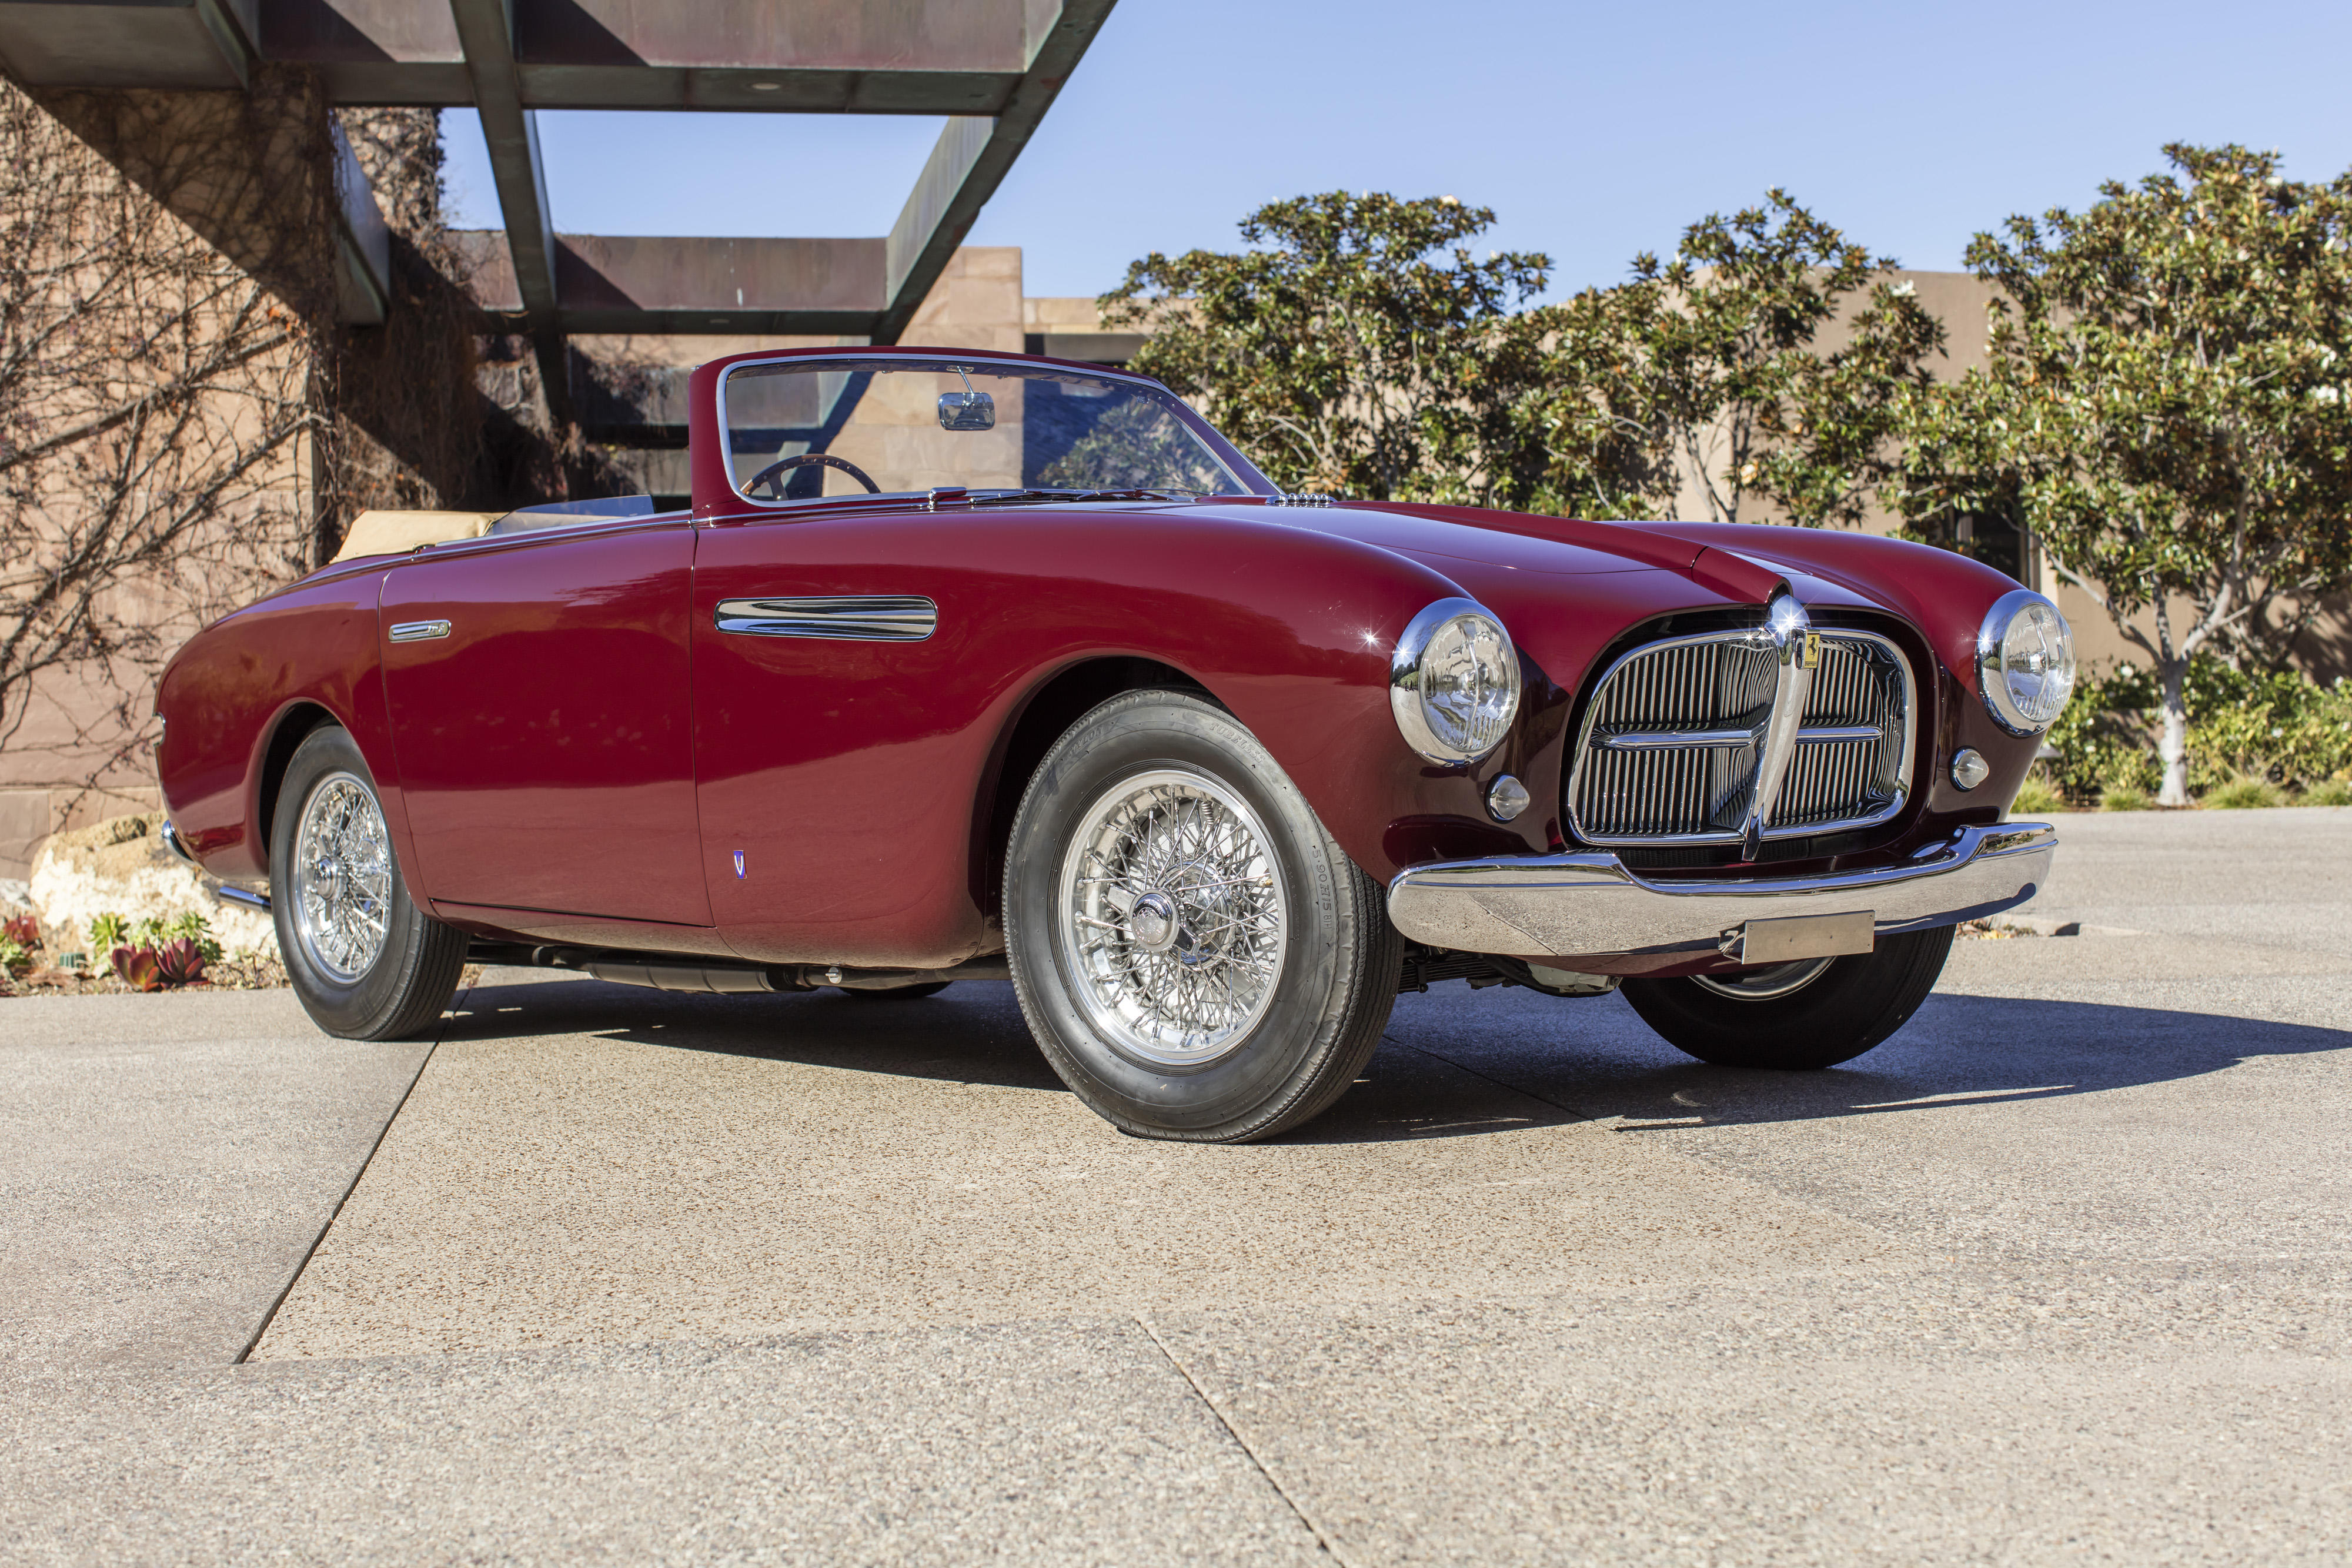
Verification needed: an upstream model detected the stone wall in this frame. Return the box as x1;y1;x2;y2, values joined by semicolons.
0;85;622;879
0;72;340;878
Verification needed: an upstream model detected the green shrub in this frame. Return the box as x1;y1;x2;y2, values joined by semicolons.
2100;785;2152;811
2203;775;2286;809
2301;778;2352;807
2009;775;2066;815
2044;658;2352;802
86;911;127;951
2189;668;2352;792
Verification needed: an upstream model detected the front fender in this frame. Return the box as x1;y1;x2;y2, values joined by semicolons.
948;509;1702;886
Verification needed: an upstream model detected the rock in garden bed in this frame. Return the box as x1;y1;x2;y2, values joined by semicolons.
27;813;274;954
2;813;289;995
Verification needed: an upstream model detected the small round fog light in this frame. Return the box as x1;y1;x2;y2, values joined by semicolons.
1486;774;1531;821
1950;748;1990;791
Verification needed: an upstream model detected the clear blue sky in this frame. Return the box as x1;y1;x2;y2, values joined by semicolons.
442;0;2352;302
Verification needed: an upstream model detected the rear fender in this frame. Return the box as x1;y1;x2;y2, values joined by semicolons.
155;563;420;890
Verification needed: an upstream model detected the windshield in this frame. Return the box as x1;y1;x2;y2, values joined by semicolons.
719;357;1261;504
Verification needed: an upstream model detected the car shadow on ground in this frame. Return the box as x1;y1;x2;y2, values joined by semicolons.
441;974;2351;1146
445;972;1067;1091
442;974;1575;1144
1399;988;2352;1135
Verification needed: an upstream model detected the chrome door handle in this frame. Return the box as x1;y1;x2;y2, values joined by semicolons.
389;619;452;642
712;596;936;641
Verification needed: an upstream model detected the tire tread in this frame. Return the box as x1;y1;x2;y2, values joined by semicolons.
1004;689;1400;1142
1622;925;1955;1070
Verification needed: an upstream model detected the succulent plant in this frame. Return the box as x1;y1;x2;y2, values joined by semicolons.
111;944;161;991
2;911;37;950
88;912;128;952
110;937;209;989
163;909;222;962
151;937;209;987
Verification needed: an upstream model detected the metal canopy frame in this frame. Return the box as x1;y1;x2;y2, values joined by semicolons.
0;0;1118;409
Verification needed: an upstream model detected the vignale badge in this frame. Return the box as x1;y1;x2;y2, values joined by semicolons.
733;850;746;878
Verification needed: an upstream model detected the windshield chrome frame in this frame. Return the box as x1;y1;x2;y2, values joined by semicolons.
712;351;1275;511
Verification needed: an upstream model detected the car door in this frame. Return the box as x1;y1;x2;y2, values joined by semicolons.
691;504;999;967
380;518;710;927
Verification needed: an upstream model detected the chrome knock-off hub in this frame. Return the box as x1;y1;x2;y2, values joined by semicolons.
1128;890;1179;952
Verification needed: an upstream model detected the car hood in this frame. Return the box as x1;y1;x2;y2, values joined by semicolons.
1182;497;2027;687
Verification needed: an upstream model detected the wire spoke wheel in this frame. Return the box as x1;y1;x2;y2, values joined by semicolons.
290;770;393;982
270;727;466;1041
1055;767;1288;1067
1007;690;1398;1142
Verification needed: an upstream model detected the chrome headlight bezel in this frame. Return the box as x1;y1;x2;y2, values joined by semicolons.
1389;598;1521;765
1975;589;2076;735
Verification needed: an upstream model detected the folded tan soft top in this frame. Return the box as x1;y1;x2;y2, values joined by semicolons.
329;510;505;564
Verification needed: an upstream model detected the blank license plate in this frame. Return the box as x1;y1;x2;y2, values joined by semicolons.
1729;911;1876;964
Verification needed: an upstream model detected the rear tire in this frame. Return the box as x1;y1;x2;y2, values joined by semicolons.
1621;925;1955;1069
1005;690;1400;1142
271;725;467;1041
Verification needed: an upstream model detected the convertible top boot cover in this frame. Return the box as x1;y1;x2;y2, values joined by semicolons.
330;510;502;563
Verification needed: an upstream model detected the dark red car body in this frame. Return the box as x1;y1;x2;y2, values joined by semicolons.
156;347;2040;979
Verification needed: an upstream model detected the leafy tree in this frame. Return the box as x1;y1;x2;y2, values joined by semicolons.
1097;192;1555;504
1102;189;1939;525
1891;143;2352;804
1518;191;1944;526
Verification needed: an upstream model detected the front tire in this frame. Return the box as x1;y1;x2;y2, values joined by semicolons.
271;725;467;1041
1005;690;1401;1142
1621;925;1955;1069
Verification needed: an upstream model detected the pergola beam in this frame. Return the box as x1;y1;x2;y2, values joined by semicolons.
0;0;1117;357
460;232;890;337
250;0;1035;108
445;0;569;416
872;0;1117;344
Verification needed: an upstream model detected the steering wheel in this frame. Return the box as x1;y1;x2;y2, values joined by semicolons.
741;453;881;500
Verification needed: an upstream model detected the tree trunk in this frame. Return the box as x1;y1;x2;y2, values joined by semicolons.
2156;656;2192;806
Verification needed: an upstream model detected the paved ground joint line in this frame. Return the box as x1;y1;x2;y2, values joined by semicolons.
229;979;472;1365
1398;1034;1605;1124
1135;1313;1349;1566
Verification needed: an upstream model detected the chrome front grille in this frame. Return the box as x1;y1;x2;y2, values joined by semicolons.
1769;638;1907;830
1567;627;1914;847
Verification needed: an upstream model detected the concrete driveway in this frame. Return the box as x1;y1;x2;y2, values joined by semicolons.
4;809;2348;1564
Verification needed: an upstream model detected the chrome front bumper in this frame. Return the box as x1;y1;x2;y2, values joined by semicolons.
1386;821;2056;961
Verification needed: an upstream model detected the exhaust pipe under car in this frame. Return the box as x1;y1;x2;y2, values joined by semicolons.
493;944;1011;995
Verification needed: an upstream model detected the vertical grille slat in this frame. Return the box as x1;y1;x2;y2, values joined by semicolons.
1569;628;1913;845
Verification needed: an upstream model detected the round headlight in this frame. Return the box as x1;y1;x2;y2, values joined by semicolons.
1391;599;1521;764
1976;590;2076;734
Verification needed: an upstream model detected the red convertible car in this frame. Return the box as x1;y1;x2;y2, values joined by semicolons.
156;347;2072;1142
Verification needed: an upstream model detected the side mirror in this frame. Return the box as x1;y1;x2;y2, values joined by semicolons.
938;390;995;431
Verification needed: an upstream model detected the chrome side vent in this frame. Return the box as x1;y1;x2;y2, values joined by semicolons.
1566;626;1915;848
